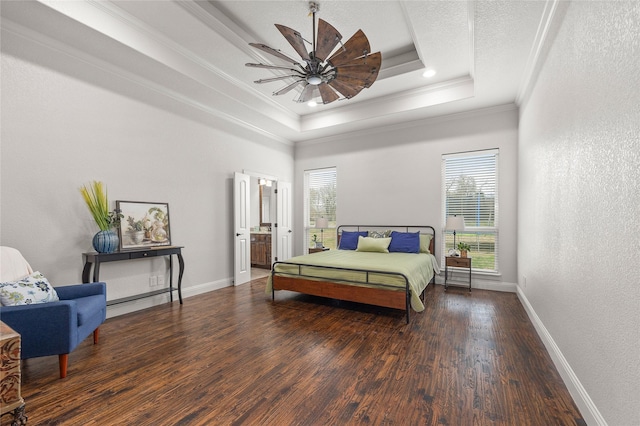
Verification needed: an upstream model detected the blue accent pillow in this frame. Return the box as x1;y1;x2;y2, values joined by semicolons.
339;231;368;250
388;231;420;253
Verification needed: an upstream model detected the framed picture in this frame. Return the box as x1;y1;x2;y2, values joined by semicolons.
116;201;171;250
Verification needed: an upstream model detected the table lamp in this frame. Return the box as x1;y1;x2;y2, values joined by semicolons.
445;215;465;250
316;217;329;247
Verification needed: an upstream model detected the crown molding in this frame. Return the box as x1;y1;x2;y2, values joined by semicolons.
296;103;517;148
175;0;300;119
88;0;300;127
467;0;476;79
300;75;474;133
1;15;294;146
515;0;566;107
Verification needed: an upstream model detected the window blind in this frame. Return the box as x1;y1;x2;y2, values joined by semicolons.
304;167;337;250
442;150;499;272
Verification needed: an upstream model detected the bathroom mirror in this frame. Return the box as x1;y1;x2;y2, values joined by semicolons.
260;185;271;226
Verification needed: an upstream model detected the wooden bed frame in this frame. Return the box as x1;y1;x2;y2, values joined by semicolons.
270;225;436;323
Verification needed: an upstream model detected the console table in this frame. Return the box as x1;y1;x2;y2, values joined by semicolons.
82;246;184;306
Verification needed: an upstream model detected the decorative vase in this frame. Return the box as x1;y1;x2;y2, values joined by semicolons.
460;250;468;258
93;230;119;253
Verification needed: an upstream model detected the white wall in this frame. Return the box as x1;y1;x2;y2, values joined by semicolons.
1;38;293;316
295;106;519;287
518;2;640;424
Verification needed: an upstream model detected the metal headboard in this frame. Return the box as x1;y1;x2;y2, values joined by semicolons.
336;225;436;255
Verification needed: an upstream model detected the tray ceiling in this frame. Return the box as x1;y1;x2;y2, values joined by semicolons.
1;0;551;143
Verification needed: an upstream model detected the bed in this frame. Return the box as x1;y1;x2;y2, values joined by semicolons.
266;225;440;323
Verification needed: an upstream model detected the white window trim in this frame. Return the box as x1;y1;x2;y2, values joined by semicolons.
442;149;499;274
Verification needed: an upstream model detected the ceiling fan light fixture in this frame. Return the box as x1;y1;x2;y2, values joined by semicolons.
247;2;380;104
307;74;322;85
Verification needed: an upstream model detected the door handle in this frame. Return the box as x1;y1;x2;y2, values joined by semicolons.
236;233;242;236
288;230;292;233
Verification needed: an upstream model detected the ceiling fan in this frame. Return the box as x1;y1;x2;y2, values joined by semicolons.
246;1;381;105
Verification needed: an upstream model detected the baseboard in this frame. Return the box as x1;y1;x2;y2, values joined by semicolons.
434;276;517;293
516;286;607;426
106;277;232;318
473;280;516;292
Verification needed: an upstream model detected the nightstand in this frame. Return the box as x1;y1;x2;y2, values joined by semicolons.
444;256;472;292
308;247;329;254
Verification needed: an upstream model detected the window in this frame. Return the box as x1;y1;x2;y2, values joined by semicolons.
304;167;337;250
442;150;499;273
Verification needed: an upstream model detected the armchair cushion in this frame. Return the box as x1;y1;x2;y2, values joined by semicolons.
0;271;59;306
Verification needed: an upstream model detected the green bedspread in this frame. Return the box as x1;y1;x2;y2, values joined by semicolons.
266;250;439;312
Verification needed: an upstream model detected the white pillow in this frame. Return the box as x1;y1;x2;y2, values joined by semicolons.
0;271;60;306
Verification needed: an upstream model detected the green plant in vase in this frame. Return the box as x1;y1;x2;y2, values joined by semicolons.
457;241;471;258
80;181;123;253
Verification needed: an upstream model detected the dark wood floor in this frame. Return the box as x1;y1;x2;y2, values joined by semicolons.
6;279;585;425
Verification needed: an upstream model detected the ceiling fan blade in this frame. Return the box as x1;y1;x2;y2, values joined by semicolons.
328;79;363;99
295;84;315;103
318;83;340;104
314;19;342;61
255;75;302;84
334;75;377;90
332;74;368;88
335;52;382;70
246;63;303;74
249;43;301;65
334;52;381;88
273;79;305;96
327;30;371;67
334;69;379;87
335;64;380;80
275;24;311;61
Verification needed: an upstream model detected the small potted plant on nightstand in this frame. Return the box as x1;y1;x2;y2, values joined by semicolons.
457;242;471;258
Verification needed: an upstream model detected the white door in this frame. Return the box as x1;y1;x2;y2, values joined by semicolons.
234;172;251;286
276;181;293;261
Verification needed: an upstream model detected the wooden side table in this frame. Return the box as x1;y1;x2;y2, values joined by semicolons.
0;321;27;425
444;256;472;292
308;247;329;254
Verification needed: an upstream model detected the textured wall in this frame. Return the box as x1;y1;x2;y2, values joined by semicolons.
1;38;293;314
519;1;640;424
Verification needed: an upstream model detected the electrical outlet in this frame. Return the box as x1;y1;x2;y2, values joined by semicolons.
149;276;157;287
157;275;165;286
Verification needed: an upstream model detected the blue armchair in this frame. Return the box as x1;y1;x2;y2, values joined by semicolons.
0;247;107;378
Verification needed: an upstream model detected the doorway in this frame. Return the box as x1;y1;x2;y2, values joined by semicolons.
233;171;292;286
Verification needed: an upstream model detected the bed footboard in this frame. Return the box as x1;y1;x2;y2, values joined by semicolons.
270;263;413;323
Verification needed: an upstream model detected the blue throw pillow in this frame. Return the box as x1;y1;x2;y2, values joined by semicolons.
339;231;368;250
388;231;420;253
